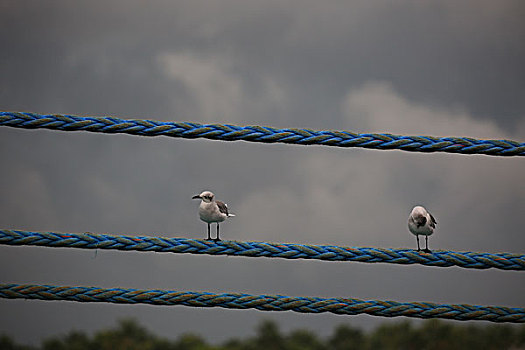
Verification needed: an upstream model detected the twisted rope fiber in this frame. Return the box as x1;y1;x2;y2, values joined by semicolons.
1;112;524;156
1;283;523;323
2;230;524;271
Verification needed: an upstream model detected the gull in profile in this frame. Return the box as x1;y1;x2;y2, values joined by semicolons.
192;191;235;241
408;205;437;253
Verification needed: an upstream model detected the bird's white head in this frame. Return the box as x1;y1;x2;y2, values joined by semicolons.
411;206;427;219
192;191;215;203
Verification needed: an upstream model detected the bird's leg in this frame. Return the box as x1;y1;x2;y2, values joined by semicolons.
416;235;420;251
215;223;221;242
423;236;431;253
206;223;212;241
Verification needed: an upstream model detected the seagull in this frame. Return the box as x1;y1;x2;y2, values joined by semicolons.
192;191;235;241
408;205;437;253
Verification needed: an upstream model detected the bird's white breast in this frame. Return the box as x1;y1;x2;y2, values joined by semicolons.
199;201;227;223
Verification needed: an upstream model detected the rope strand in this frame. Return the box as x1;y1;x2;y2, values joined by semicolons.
1;111;523;156
1;229;523;271
1;283;523;323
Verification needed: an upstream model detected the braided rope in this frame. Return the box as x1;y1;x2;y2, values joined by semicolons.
1;112;523;156
2;229;523;271
1;283;523;322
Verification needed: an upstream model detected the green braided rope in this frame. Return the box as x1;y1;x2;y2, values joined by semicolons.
1;283;523;322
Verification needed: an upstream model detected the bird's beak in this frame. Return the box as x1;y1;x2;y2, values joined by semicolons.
192;195;201;200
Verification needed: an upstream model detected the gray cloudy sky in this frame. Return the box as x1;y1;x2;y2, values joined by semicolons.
1;0;524;346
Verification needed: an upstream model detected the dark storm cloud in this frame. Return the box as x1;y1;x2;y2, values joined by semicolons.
2;1;524;127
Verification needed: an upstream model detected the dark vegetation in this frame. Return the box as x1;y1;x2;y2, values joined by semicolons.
1;318;524;350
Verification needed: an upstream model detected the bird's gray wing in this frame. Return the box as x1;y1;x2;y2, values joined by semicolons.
429;212;437;228
216;200;229;216
416;216;427;228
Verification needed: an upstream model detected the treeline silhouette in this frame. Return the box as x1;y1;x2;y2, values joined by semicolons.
1;318;524;350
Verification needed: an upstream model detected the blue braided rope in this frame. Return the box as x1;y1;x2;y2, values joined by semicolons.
1;229;523;271
1;283;523;322
1;112;523;156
